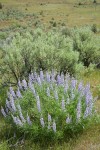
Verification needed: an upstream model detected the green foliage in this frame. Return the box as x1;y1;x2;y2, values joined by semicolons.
0;26;100;83
1;72;97;143
91;24;97;33
0;141;9;150
72;26;100;67
0;3;2;9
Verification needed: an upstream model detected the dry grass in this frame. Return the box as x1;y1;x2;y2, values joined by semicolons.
0;0;100;29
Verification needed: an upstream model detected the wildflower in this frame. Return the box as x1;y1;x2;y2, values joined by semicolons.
34;71;38;81
66;96;70;104
10;96;16;112
61;97;65;110
18;80;22;90
61;72;64;85
22;79;27;90
66;115;71;124
40;117;45;127
71;90;75;100
54;89;58;100
50;83;53;90
64;83;68;93
46;72;50;82
29;74;33;83
12;115;23;126
84;107;90;118
6;99;11;110
84;83;90;95
71;79;77;89
40;70;44;81
37;76;42;86
17;104;26;123
16;87;22;98
10;86;16;98
48;113;52;122
51;70;56;82
48;113;52;129
29;83;36;96
30;73;35;83
27;113;32;125
57;74;62;85
1;106;7;117
78;81;83;91
46;87;50;97
16;116;23;126
36;95;41;112
52;120;56;132
85;92;92;106
76;100;81;122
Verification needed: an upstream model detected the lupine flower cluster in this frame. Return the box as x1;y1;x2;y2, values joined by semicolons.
1;70;96;136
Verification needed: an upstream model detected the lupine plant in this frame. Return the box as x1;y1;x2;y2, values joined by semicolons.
1;70;97;141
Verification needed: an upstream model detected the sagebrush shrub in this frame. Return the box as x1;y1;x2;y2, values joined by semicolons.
1;70;97;141
1;27;100;84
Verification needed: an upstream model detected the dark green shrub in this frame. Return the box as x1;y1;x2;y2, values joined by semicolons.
91;24;97;33
0;3;2;9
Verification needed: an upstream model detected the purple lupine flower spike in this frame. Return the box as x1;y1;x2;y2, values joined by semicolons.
46;72;50;82
71;90;75;100
84;107;89;118
48;113;52;129
7;91;11;100
18;80;22;90
1;106;7;117
66;114;71;124
6;99;11;110
76;100;81;122
10;86;16;98
51;70;56;82
78;81;83;91
50;83;53;90
17;104;26;123
30;73;35;83
71;79;77;89
61;72;64;85
64;82;68;93
12;115;23;126
16;87;22;98
29;74;32;83
16;116;23;126
52;120;56;132
66;96;70;104
84;83;90;95
61;97;65;110
10;96;16;112
54;89;58;100
22;79;27;90
48;113;52;122
37;76;42;86
40;117;45;127
40;70;44;81
12;115;18;125
34;72;38;81
36;95;41;112
27;113;32;125
57;74;61;85
46;87;50;97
